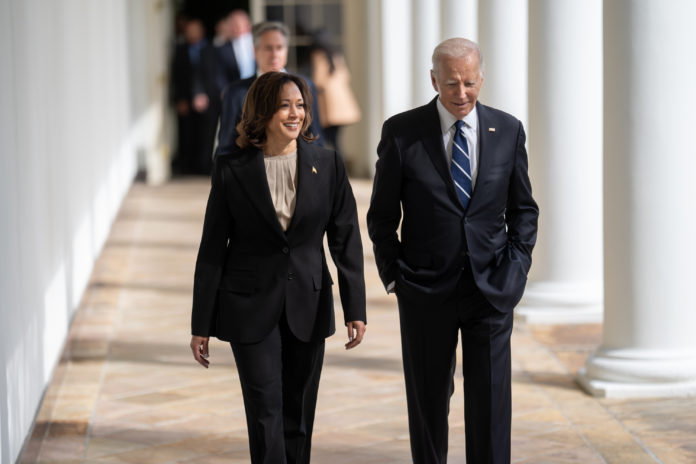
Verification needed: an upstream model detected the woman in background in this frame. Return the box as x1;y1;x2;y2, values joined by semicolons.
310;30;361;151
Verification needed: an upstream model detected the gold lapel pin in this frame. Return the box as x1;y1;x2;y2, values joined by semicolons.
489;127;496;132
312;166;318;174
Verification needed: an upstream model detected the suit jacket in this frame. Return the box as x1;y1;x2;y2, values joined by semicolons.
214;41;241;94
215;74;325;157
192;139;366;343
215;76;255;157
172;40;219;106
367;98;538;312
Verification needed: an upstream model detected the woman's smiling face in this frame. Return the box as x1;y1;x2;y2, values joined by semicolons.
266;82;305;145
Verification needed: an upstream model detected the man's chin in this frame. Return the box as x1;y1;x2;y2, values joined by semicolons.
446;104;471;119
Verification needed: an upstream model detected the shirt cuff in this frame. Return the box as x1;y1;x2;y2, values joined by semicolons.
386;281;395;294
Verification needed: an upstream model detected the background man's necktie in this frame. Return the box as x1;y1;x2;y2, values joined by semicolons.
451;120;472;209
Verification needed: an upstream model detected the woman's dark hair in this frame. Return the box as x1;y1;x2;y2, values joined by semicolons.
310;29;338;73
236;72;317;149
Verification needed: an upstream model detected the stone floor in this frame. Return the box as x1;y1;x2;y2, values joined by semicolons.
19;178;696;463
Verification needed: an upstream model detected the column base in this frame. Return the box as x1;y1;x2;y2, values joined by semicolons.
578;348;696;398
516;280;603;324
578;370;696;398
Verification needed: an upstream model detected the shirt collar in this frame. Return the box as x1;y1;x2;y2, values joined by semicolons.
436;97;478;135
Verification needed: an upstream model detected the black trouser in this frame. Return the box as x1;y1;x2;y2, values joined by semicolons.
231;314;325;464
174;106;217;175
396;269;514;464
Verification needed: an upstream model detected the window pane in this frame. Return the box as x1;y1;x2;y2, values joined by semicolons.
294;5;312;35
266;5;284;22
323;4;342;36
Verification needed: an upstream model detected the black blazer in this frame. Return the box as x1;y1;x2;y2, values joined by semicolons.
367;98;538;312
214;41;241;94
215;74;325;157
172;41;219;106
214;76;255;157
192;140;366;343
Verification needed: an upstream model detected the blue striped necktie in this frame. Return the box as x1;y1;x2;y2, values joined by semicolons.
451;120;472;209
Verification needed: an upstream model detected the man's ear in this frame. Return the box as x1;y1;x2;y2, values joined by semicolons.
430;70;439;93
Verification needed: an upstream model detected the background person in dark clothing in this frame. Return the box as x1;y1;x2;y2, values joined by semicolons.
171;18;219;175
213;12;241;91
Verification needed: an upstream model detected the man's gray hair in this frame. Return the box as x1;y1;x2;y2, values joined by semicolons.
432;38;484;76
252;21;289;47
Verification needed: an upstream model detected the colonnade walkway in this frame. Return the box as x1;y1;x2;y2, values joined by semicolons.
21;178;694;463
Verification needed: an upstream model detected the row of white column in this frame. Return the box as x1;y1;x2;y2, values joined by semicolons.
345;0;696;397
519;0;696;397
519;0;604;324
579;0;696;396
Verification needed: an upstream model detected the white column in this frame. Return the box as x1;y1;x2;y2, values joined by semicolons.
250;0;265;23
517;0;603;324
411;0;439;106
578;0;696;398
343;0;383;176
127;0;174;185
477;0;528;128
344;0;412;176
440;0;477;41
382;0;412;119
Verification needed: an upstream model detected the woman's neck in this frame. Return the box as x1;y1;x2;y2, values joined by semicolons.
263;138;297;156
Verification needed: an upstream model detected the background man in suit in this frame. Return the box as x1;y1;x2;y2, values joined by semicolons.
367;38;538;464
215;21;324;157
213;13;241;91
228;10;255;80
213;9;255;93
171;18;220;175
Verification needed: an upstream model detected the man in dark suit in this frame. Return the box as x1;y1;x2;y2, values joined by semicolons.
213;10;256;92
228;10;256;79
171;18;219;175
214;21;324;157
213;18;241;92
367;38;539;464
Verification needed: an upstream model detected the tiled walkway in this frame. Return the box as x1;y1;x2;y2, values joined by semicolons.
21;178;695;463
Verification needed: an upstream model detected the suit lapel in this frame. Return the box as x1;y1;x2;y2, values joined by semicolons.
421;98;458;199
231;149;286;239
285;140;317;235
469;102;498;211
421;97;467;210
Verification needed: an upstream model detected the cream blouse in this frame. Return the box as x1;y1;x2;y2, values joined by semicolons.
263;151;298;231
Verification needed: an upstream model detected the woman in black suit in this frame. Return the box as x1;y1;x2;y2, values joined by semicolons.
189;72;366;464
